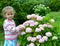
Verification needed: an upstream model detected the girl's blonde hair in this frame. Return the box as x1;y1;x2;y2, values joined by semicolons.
2;6;15;18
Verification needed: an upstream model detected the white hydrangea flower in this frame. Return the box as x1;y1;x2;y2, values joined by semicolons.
27;36;32;41
42;36;48;41
49;19;55;23
27;14;37;19
31;14;37;19
39;38;45;43
26;27;32;33
34;22;39;26
43;24;48;27
31;37;36;42
39;27;44;30
47;25;53;28
36;35;42;39
28;43;35;46
38;24;43;27
36;16;43;21
45;32;52;37
52;36;58;40
21;31;26;35
27;15;31;19
35;28;41;32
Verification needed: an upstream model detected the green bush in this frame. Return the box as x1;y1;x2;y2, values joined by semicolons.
0;18;4;31
14;2;37;25
33;4;51;16
18;12;60;46
45;12;60;35
20;0;44;3
44;0;60;11
18;14;58;46
45;12;60;46
15;0;45;25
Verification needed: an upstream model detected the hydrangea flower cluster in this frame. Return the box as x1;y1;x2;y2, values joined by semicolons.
20;14;58;46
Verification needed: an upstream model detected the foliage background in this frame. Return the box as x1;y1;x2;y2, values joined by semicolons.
0;0;60;46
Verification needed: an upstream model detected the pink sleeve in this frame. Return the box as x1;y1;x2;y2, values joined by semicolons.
4;21;20;33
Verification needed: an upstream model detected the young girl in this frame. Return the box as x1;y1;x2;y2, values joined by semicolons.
2;6;25;46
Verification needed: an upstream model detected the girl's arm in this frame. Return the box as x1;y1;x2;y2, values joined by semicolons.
3;22;24;33
4;23;20;33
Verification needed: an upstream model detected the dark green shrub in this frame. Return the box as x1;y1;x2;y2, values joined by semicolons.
0;18;4;31
19;0;44;4
44;0;60;11
16;0;45;25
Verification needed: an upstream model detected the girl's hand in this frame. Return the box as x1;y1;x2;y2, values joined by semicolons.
18;24;25;31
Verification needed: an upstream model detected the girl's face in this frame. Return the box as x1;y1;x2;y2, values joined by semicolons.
6;9;14;20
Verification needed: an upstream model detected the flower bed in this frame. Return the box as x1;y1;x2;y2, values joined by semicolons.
18;14;58;46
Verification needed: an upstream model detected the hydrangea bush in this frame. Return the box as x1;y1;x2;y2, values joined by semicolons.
33;4;51;16
18;14;58;46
